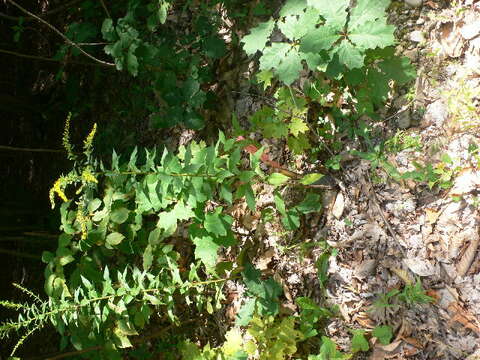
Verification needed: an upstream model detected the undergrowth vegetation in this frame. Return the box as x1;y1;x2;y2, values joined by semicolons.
1;0;442;358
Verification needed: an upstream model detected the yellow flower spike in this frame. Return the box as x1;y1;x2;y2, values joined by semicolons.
76;209;88;240
62;113;75;160
49;177;69;208
81;168;98;184
83;123;97;153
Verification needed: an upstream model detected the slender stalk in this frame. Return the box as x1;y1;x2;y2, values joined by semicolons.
5;0;115;67
0;145;64;153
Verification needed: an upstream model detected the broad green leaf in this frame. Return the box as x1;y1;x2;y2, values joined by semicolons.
236;298;256;326
274;191;287;217
349;0;390;31
127;43;139;77
260;43;303;85
372;325;393;345
307;0;349;31
288;133;311;154
278;7;320;40
158;1;169;24
351;330;369;352
280;0;308;17
349;21;395;51
256;70;274;90
192;233;219;270
87;198;102;213
378;56;416;85
110;207;129;224
204;211;228;237
267;173;290;186
281;210;300;230
289;117;309;136
296;193;322;213
242;19;275;55
299;173;324;185
143;244;153;270
332;40;365;69
106;232;125;246
300;26;340;53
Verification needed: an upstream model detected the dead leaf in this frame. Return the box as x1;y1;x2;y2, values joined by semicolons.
391;267;413;285
456;235;480;276
425;208;441;225
256;248;275;270
447;302;480;335
436;21;465;57
403;257;437;277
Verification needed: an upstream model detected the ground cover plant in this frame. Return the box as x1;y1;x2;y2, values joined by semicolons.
0;0;449;358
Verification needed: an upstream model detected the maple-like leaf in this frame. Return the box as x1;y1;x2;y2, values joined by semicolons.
242;19;275;55
289;117;309;137
278;7;320;40
300;26;340;53
332;40;365;69
307;0;349;31
348;0;391;31
348;20;395;51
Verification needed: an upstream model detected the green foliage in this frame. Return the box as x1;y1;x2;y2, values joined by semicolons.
372;325;393;345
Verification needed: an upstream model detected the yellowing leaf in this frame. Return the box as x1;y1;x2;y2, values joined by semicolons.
289;117;309;137
223;328;243;355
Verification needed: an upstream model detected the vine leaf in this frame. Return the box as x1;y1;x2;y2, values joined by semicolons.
307;0;349;31
242;19;275;55
348;0;391;31
300;26;340;53
348;20;395;51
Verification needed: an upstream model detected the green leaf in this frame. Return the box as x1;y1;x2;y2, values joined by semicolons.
242;19;275;55
101;18;116;42
332;40;365;69
278;7;320;40
106;232;125;246
372;325;393;345
300;26;340;53
222;328;243;356
289;117;309;136
127;43;139;77
143;244;153;270
349;20;395;51
274;191;287;217
267;173;290;186
280;0;308;17
351;330;369;353
349;0;391;31
257;70;274;90
110;207;129;224
158;1;169;24
299;173;324;185
203;208;229;236
307;0;349;31
260;43;303;85
288;133;311;154
295;193;322;213
378;56;416;85
236;298;256;326
192;233;219;270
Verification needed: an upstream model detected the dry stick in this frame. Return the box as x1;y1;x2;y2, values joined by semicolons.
5;0;115;67
0;49;112;67
0;145;64;153
0;0;84;22
365;171;407;257
98;0;112;19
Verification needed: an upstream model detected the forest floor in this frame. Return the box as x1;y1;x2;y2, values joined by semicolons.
218;1;480;359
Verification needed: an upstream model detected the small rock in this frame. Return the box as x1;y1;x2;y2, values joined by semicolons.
422;100;449;127
397;111;411;129
416;18;425;25
409;30;425;43
405;0;422;7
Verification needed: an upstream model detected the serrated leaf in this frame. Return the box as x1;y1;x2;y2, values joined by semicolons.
372;325;393;345
300;25;340;53
288;133;311;154
307;0;349;31
289;117;309;136
378;56;416;85
260;43;303;85
204;210;231;237
267;173;290;186
106;232;125;246
349;0;390;31
280;0;308;17
332;39;365;69
349;20;395;51
236;298;256;326
351;330;369;353
278;7;320;40
257;70;274;90
110;207;129;224
192;234;219;270
242;19;275;55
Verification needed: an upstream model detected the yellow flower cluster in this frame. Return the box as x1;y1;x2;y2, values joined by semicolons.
83;123;97;153
81;168;98;184
49;177;69;209
62;113;75;160
76;209;88;240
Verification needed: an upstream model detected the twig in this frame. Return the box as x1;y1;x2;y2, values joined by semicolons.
0;145;64;153
5;0;115;67
0;0;84;22
98;0;111;18
0;49;111;67
364;171;406;256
